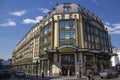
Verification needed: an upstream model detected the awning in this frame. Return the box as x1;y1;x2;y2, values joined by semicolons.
78;48;89;52
89;50;101;53
39;57;48;60
108;53;118;56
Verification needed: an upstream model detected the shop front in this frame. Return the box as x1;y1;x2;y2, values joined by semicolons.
61;54;75;76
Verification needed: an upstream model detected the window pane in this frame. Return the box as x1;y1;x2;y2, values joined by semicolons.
63;7;71;13
60;31;64;39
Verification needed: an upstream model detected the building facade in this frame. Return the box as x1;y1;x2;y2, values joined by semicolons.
111;47;120;67
12;3;113;76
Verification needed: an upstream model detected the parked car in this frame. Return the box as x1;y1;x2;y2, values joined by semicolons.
110;67;120;75
99;69;118;79
0;69;11;78
15;71;26;78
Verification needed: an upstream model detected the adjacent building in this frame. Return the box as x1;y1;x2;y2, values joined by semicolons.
111;47;120;67
12;3;113;76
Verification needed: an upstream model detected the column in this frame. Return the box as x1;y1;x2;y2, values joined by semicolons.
79;14;84;48
51;17;54;49
57;16;60;47
47;59;50;76
75;15;79;47
54;16;60;48
79;52;83;77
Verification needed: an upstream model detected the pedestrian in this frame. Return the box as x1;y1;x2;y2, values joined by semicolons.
76;71;79;78
59;71;62;77
86;68;94;80
41;71;44;80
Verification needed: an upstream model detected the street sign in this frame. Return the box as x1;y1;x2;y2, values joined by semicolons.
78;59;81;62
77;59;82;65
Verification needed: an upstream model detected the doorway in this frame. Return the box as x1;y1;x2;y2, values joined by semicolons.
61;54;75;76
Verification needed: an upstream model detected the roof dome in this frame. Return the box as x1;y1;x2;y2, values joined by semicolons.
41;3;104;27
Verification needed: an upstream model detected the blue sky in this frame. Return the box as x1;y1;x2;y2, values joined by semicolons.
0;0;120;60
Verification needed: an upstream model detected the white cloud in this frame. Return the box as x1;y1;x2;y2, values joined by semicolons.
10;10;26;16
105;25;113;31
109;30;120;34
38;8;50;13
23;16;43;24
0;21;16;27
105;22;120;34
23;19;37;24
49;2;54;5
118;15;120;18
91;0;99;5
105;22;111;26
91;0;97;2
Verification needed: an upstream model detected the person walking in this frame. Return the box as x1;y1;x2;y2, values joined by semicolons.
86;68;94;80
41;71;44;80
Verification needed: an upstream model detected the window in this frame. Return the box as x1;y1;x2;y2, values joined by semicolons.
69;22;75;28
95;37;100;44
44;27;48;35
70;31;75;39
40;25;51;54
91;44;95;49
65;32;70;39
48;36;51;41
88;34;91;41
65;22;70;28
84;32;87;41
60;21;76;46
84;41;88;48
48;26;51;32
60;21;75;29
100;30;103;37
83;24;87;31
69;14;73;19
43;47;47;51
60;22;65;29
61;54;74;64
95;28;99;36
48;44;51;50
91;35;94;42
60;31;64;39
87;25;91;32
63;7;71;13
62;15;65;19
44;38;47;43
88;43;91;48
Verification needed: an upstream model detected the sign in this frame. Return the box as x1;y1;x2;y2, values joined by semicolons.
77;59;82;65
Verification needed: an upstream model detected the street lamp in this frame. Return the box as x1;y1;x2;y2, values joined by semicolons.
36;60;38;79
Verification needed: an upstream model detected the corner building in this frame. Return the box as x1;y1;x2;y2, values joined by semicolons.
12;3;113;76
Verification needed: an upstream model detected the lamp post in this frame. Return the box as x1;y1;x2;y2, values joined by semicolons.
77;58;82;78
36;60;38;79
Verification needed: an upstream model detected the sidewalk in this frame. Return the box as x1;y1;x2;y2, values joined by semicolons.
25;74;100;80
50;75;100;80
50;76;87;80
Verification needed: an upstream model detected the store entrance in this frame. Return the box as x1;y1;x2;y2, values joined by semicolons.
61;54;75;76
61;65;75;76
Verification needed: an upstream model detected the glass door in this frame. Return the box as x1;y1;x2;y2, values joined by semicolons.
61;54;75;76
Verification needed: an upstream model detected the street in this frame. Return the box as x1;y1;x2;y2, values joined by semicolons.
94;75;120;80
1;75;50;80
1;75;120;80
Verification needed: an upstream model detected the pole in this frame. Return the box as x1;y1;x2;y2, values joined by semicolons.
36;60;38;79
79;65;81;78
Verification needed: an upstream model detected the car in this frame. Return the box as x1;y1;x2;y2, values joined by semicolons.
15;71;26;78
110;67;120;75
99;69;118;79
0;69;11;78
